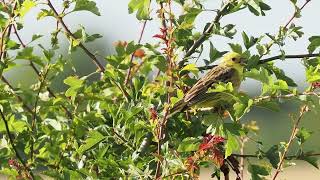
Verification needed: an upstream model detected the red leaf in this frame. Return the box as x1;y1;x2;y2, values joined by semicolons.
312;82;320;89
211;148;224;167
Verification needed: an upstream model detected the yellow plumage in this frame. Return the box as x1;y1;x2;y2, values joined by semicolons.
170;52;245;115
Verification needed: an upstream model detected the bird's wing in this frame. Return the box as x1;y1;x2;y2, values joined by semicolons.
184;66;236;103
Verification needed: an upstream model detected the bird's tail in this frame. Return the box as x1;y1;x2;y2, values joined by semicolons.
168;99;187;118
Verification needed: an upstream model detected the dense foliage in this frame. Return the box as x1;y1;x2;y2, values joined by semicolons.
0;0;320;179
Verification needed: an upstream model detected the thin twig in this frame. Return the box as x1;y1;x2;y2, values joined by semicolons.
232;152;320;159
196;53;320;71
0;108;35;179
155;1;175;178
239;137;248;180
272;105;309;180
46;0;105;72
182;2;230;61
259;0;312;58
283;0;311;29
1;77;34;114
259;53;319;64
124;20;147;85
254;91;320;102
12;24;73;119
30;66;50;161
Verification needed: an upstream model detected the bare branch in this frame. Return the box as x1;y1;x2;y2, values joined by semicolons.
46;0;105;72
272;105;309;180
0;108;35;179
124;20;148;85
183;3;229;60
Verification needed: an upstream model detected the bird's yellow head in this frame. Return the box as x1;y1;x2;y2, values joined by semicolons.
221;52;245;72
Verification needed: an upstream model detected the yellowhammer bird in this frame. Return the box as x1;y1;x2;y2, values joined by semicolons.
170;52;245;115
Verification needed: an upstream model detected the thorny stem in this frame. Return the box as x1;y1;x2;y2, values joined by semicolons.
124;20;148;85
155;1;175;178
272;105;309;180
0;108;35;179
46;0;105;72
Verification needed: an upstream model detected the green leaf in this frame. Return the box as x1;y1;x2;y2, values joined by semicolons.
224;123;244;136
128;0;150;20
178;8;202;29
296;127;312;145
233;98;253;119
290;0;297;4
37;9;54;20
31;34;43;42
247;0;271;16
266;145;280;168
0;168;19;177
64;76;84;101
259;2;271;11
43;118;62;131
16;47;44;66
306;65;320;83
308;36;320;53
245;67;270;84
228;43;242;54
19;0;36;17
180;64;199;76
177;137;201;152
126;41;141;54
209;42;226;63
225;131;239;158
255;101;280;112
242;31;258;49
248;164;271;179
242;31;250;49
73;26;103;44
6;40;20;50
78;130;105;155
73;0;101;16
256;44;267;56
248;2;260;16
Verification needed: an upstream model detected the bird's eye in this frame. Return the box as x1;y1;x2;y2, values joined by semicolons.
232;58;236;61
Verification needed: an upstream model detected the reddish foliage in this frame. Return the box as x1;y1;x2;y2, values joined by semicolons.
153;28;169;47
149;107;158;121
8;159;20;169
312;82;320;89
185;156;198;173
198;134;225;167
199;134;225;151
211;148;225;167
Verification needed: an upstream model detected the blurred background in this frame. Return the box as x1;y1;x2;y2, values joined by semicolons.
3;0;320;179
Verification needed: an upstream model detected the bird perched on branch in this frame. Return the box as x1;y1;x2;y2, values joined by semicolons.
170;52;246;116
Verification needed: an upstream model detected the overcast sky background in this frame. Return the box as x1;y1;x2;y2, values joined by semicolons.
4;1;320;178
10;0;320;92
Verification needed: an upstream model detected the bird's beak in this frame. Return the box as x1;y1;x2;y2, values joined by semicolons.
240;58;246;66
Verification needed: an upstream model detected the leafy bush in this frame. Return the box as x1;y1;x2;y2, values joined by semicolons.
0;0;319;179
